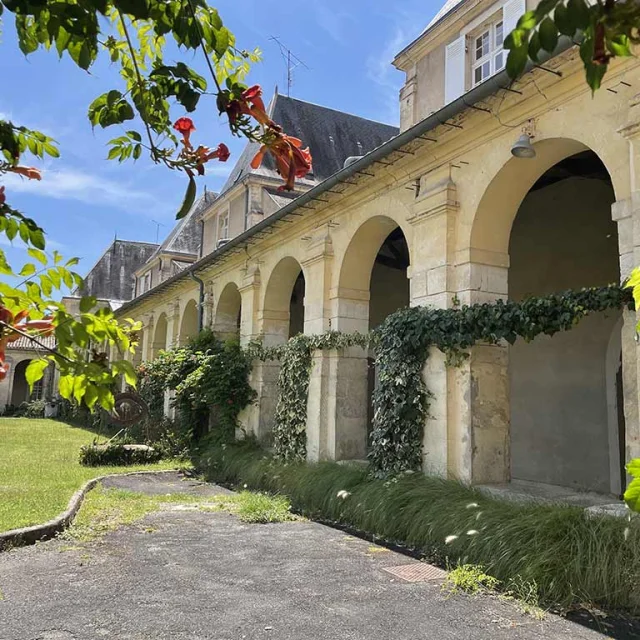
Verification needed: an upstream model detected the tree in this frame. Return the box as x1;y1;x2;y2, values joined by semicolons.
504;0;636;92
0;0;312;410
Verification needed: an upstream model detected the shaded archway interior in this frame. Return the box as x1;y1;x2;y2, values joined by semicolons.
262;257;306;343
10;359;43;405
152;313;168;359
179;299;199;345
289;271;305;338
214;282;242;341
508;149;622;494
367;226;411;441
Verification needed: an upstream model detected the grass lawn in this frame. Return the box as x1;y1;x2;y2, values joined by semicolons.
0;418;189;532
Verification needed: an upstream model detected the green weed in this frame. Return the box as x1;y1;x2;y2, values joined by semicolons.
443;564;500;596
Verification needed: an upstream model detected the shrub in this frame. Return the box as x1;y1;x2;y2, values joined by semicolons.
79;443;163;467
19;399;47;418
195;440;640;613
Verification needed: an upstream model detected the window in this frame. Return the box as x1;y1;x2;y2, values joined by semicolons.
31;376;44;401
219;211;229;240
472;19;504;87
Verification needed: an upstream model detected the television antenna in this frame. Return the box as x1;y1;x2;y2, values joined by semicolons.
269;36;309;97
151;219;165;244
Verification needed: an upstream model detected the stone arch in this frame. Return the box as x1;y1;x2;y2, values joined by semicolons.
335;215;412;333
470;138;620;258
179;298;199;345
262;256;306;345
214;282;242;341
10;359;41;405
467;137;623;494
151;313;168;360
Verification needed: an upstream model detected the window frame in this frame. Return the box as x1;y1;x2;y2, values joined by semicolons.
219;210;230;241
470;16;505;88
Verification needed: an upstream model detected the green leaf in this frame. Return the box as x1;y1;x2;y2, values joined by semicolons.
627;458;640;478
5;218;18;241
115;0;150;20
506;44;528;79
538;18;558;53
28;248;47;265
80;295;97;313
624;475;640;512
19;263;37;277
39;274;53;297
59;375;74;400
176;176;197;219
528;31;542;63
73;375;88;404
552;3;574;36
19;222;30;244
117;359;138;387
25;359;49;390
30;228;46;250
516;10;538;31
84;384;99;410
97;385;115;412
608;34;632;58
567;0;590;31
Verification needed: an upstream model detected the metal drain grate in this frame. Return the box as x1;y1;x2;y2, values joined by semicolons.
383;563;447;582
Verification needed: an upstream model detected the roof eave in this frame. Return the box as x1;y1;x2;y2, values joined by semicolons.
117;38;575;317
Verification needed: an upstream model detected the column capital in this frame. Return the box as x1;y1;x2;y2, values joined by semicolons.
407;173;458;225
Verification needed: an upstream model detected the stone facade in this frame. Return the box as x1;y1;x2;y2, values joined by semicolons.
113;2;640;497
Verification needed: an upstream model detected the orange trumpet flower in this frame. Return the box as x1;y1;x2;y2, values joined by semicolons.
251;129;312;191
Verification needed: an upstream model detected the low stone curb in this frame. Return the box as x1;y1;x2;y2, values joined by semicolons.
0;469;180;551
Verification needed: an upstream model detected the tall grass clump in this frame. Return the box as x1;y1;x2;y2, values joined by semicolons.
195;439;640;612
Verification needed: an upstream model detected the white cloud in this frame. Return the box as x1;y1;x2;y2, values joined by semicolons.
2;166;162;215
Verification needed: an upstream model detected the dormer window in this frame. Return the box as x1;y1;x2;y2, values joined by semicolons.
444;0;524;105
472;18;504;87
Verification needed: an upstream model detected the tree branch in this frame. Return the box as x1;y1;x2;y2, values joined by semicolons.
117;10;162;165
185;0;223;94
0;320;73;363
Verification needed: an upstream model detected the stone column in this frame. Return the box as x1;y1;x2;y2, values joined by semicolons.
166;300;181;349
237;265;276;441
140;313;153;362
305;287;370;463
164;301;181;418
616;98;640;468
301;231;337;461
300;218;371;461
407;171;459;478
203;280;215;329
453;249;510;485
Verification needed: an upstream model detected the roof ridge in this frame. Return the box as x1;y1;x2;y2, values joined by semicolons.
276;94;399;128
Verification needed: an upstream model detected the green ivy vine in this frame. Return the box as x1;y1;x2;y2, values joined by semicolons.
260;284;632;474
135;285;632;477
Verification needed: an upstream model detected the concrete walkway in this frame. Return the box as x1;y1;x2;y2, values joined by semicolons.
0;473;631;639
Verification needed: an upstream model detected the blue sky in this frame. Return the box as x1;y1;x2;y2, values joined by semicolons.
0;1;440;279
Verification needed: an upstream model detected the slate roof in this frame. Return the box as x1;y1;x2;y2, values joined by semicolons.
76;240;159;303
220;94;399;195
147;190;217;263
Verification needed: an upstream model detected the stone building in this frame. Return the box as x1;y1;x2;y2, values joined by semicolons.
0;239;158;411
110;1;640;498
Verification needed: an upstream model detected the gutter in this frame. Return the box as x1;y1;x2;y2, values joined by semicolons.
117;38;574;316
